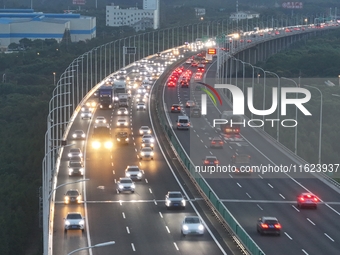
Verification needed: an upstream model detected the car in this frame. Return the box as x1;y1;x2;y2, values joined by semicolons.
81;110;92;119
139;147;154;160
137;87;147;94
142;134;155;144
72;130;86;140
116;131;129;144
117;107;128;115
191;107;201;118
185;59;193;64
125;166;144;181
136;102;146;110
95;116;107;125
186;100;195;108
64;212;85;232
181;216;204;236
203;156;219;166
69;156;83;164
139;126;152;135
64;189;81;204
165;191;186;209
117;119;128;127
82;101;96;112
68;148;83;159
180;80;189;88
117;177;135;193
191;62;198;67
171;104;181;113
141;141;154;149
257;216;281;236
210;137;224;148
167;80;176;87
297;193;319;209
68;161;84;176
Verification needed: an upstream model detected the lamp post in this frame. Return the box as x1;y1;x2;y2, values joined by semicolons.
53;72;56;86
265;71;280;141
338;75;340;86
304;85;322;165
281;77;298;155
67;241;115;255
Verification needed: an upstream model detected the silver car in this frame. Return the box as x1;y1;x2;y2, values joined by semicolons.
117;107;128;115
165;191;186;209
68;148;83;159
117;177;135;193
81;110;92;119
142;134;155;144
68;161;84;176
139;126;151;135
181;216;204;236
117;119;128;126
125;166;144;181
72;130;86;140
139;147;154;160
64;189;81;204
136;102;146;110
64;212;85;232
95;116;107;124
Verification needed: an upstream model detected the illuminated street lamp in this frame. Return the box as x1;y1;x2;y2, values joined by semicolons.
53;72;56;86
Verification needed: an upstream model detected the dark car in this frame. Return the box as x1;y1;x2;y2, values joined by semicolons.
210;137;224;148
257;216;281;236
64;189;81;204
116;132;129;144
203;156;219;166
171;104;181;113
297;193;319;209
191;107;201;118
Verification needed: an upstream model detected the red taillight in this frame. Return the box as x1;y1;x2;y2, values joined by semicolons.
274;224;281;229
214;160;219;164
219;142;223;144
211;141;216;144
261;224;268;229
204;160;209;164
178;107;181;110
299;197;305;201
171;107;174;109
313;197;318;202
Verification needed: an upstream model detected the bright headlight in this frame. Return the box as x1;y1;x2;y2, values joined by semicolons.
72;134;77;138
126;173;131;177
141;152;145;156
131;184;135;189
117;138;121;141
77;196;81;201
124;123;128;126
92;141;100;149
104;141;113;149
79;220;84;225
181;199;186;205
125;138;129;141
118;111;121;114
65;196;70;201
65;221;70;226
147;130;151;134
150;152;154;156
139;130;143;134
150;138;154;143
68;153;72;157
198;225;204;231
137;172;142;177
81;134;85;138
183;225;189;231
119;184;123;189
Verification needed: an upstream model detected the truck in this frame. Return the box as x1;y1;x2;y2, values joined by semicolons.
98;85;113;109
118;94;129;107
91;126;112;150
231;153;252;174
220;111;243;134
113;79;126;101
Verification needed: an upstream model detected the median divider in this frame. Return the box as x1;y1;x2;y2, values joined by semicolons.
151;72;265;255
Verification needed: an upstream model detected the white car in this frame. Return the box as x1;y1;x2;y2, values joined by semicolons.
137;87;146;94
117;119;128;126
125;166;144;181
136;102;146;110
64;212;85;232
68;161;84;176
117;177;135;193
181;216;204;236
132;68;139;73
165;191;186;209
68;148;83;159
95;116;107;124
139;147;154;160
139;126;151;135
81;110;92;119
72;130;86;140
142;134;154;144
117;107;128;115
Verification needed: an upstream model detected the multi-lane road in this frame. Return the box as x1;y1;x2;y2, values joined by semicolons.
163;56;340;255
52;54;232;255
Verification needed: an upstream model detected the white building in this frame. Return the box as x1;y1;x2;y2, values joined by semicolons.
229;11;260;21
0;9;96;48
195;8;206;17
106;0;160;31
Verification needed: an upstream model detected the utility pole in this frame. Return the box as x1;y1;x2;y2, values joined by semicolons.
236;0;239;29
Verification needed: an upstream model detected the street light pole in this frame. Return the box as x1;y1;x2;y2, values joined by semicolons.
338;75;340;86
281;77;298;155
265;71;280;141
53;72;56;86
304;85;323;165
67;241;115;255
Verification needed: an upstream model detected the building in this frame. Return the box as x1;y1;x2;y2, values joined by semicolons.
0;9;96;48
106;0;160;31
194;8;206;17
229;11;260;21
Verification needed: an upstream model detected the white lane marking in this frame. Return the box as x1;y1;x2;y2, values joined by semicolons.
122;212;126;219
267;183;273;188
154;199;157;205
134;148;137;152
205;145;208;148
119;200;122;206
131;243;136;251
229;174;233;178
112;170;115;175
237;183;242;188
165;226;171;233
111;162;114;166
292;205;300;212
302;249;309;255
149;188;153;194
246;193;252;198
145;178;148;183
307;218;315;225
159;212;163;218
258;174;263;179
279;193;285;199
324;233;335;242
209;151;213;155
114;179;116;183
126;226;130;234
200;139;204;143
284;232;293;240
173;242;179;251
257;204;263;210
228;146;233;150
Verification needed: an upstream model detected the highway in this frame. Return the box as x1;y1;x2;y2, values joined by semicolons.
163;56;340;255
52;53;231;255
164;52;340;254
